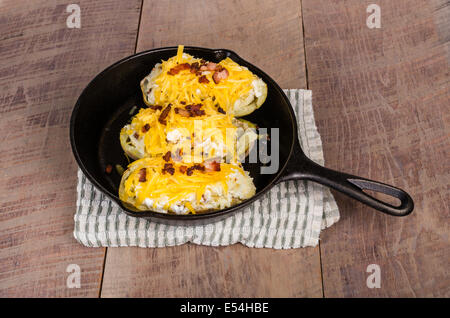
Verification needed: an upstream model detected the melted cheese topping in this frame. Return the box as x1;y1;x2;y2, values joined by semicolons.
147;52;257;114
121;46;260;214
121;100;239;163
121;157;249;212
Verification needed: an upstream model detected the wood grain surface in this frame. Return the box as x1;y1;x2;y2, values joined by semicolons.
302;0;449;297
100;0;323;298
135;0;306;88
102;245;322;297
0;0;142;297
1;0;448;298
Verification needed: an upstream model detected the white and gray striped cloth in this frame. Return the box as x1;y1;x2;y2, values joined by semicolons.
74;89;339;248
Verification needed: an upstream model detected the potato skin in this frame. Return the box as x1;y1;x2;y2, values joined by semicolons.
119;160;156;211
118;165;140;209
119;129;143;161
233;81;268;117
140;63;162;107
140;78;153;107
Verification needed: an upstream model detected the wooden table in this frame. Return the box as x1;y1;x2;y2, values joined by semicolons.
0;0;448;297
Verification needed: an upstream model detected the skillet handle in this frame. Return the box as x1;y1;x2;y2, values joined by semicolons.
278;150;414;216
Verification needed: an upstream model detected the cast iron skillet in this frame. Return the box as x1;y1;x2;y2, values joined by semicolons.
70;46;414;225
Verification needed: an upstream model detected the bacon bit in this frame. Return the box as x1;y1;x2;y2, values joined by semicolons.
186;104;205;116
138;168;147;182
163;151;171;162
186;164;205;176
162;163;175;175
213;68;229;84
194;109;206;116
176;104;205;117
158;104;171;125
105;164;113;174
186;104;201;112
198;75;209;84
190;62;200;73
149;105;163;111
186;104;203;112
180;63;192;70
193;164;205;171
141;124;150;133
199;59;208;70
166;168;175;175
217;106;226;114
206;62;217;71
167;63;191;75
180;101;186;105
215;64;224;72
179;165;187;174
213;72;221;84
174;107;191;117
204;161;221;172
133;132;140;139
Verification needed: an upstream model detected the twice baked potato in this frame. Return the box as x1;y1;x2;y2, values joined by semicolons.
140;46;267;117
118;46;265;213
120;104;259;163
119;157;256;214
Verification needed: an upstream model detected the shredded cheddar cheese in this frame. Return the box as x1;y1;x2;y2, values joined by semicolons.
121;100;239;163
120;157;247;210
121;46;260;214
145;50;257;114
176;45;184;63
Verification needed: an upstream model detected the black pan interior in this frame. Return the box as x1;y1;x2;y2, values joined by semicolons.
70;47;299;218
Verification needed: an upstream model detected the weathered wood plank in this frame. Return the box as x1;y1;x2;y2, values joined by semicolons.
101;0;323;298
0;0;142;297
134;0;306;88
103;245;322;297
302;0;449;297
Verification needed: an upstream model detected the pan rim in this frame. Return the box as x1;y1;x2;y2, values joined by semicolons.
69;46;299;221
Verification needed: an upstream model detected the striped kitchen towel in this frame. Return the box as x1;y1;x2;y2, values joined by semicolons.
74;89;340;248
